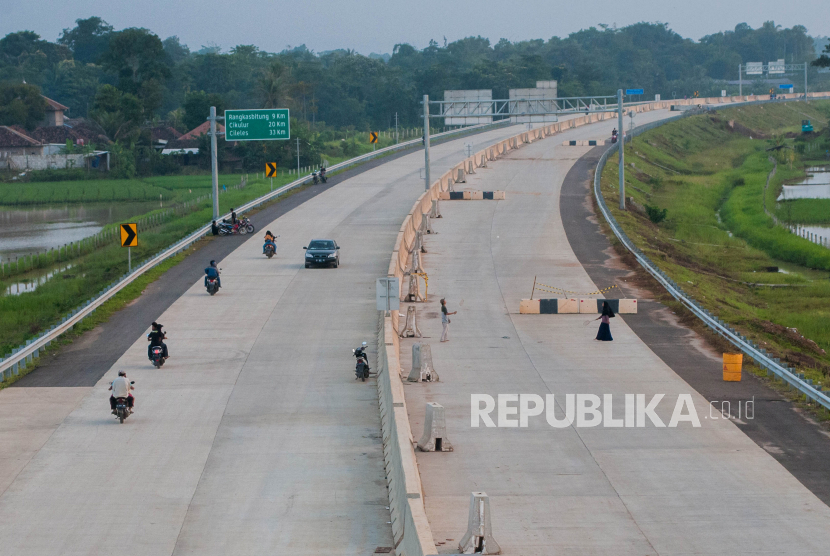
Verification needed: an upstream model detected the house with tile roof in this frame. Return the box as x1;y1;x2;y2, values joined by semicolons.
42;96;69;127
0;126;44;157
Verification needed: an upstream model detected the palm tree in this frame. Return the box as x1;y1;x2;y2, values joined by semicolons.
257;61;291;109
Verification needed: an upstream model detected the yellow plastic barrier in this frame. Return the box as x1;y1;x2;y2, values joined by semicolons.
723;353;742;382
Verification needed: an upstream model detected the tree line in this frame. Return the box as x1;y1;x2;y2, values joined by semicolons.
0;18;827;175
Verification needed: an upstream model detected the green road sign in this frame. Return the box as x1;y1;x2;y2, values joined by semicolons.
224;109;290;141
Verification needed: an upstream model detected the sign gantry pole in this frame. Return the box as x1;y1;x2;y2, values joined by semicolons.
618;89;625;211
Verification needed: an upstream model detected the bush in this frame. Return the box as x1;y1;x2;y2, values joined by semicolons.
731;176;745;186
645;204;668;224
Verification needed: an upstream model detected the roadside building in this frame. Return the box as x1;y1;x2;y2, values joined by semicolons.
42;96;69;127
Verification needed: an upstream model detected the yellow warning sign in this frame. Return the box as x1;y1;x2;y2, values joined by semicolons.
120;223;137;247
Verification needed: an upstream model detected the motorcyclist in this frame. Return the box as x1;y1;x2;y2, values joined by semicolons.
211;220;220;236
204;260;221;288
147;321;169;359
263;230;276;254
354;341;370;371
319;166;327;182
109;371;134;414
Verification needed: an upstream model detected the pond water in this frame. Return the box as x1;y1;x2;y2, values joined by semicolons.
0;202;159;260
795;225;830;245
5;263;74;296
777;166;830;200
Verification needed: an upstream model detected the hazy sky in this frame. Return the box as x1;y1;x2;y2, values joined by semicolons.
4;0;828;55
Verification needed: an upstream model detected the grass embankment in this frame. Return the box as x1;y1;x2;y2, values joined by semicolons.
600;100;830;385
0;246;194;390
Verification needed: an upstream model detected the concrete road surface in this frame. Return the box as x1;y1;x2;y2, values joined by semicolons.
401;113;830;554
0;125;525;556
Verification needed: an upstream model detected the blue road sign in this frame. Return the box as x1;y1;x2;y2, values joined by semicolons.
625;88;644;95
779;84;793;89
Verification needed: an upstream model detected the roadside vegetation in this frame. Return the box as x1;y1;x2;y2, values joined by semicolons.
600;100;830;386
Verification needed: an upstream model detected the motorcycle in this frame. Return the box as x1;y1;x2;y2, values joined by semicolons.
218;217;255;236
239;217;255;234
206;276;219;295
319;170;327;184
264;235;279;258
150;345;165;368
353;342;370;381
114;382;135;424
611;130;618;144
218;221;235;236
312;172;319;185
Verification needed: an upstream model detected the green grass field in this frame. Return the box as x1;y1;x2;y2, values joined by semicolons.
0;174;253;205
601;100;830;382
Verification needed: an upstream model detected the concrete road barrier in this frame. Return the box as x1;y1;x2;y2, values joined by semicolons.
440;191;506;201
562;139;607;146
578;298;637;314
521;298;635;314
417;402;452;452
458;492;501;555
519;298;579;314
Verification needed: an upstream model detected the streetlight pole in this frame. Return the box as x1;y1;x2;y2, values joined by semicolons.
296;137;300;175
618;89;625;211
738;64;742;97
209;106;220;220
804;62;808;100
395;112;399;144
423;94;431;192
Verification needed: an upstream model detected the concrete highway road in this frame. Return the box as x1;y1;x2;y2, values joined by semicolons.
0;125;525;555
401;112;830;554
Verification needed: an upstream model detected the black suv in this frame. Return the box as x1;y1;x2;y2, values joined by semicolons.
304;239;340;268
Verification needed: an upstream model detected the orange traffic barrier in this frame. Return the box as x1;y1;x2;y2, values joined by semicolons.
723;353;742;382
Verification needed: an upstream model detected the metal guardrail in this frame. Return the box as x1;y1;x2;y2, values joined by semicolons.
592;99;830;411
0;119;513;382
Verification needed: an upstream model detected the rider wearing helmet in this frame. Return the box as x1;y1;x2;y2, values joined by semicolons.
109;371;134;413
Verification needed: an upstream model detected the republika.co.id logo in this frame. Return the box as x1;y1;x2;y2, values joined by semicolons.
471;393;703;428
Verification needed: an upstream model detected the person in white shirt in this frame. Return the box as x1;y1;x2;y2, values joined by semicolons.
109;371;134;413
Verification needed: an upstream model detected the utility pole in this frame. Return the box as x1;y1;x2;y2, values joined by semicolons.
296;137;300;175
395;112;399;144
423;95;431;192
618;89;625;211
804;62;808;100
208;106;221;220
